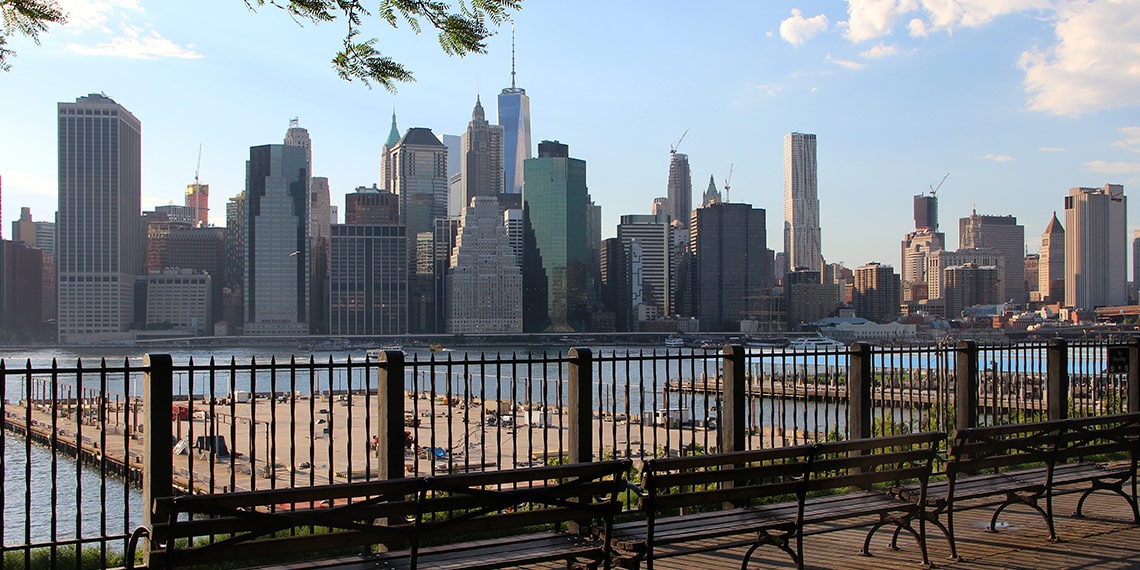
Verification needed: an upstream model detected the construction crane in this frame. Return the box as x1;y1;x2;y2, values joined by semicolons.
670;129;689;154
194;144;203;186
930;172;950;196
724;164;734;203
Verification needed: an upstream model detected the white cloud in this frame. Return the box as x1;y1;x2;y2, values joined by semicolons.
779;9;830;45
756;84;785;96
55;0;142;32
1;170;56;198
844;0;917;43
1111;127;1140;151
860;42;898;58
1038;146;1066;152
68;25;202;60
907;18;928;37
1084;160;1140;175
827;53;868;70
1020;2;1140;116
979;153;1015;162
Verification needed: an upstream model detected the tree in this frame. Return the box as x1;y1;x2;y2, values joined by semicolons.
1;0;521;90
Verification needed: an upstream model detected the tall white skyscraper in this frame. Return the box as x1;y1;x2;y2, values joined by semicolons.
783;132;822;273
498;27;531;195
1064;184;1127;310
56;94;142;342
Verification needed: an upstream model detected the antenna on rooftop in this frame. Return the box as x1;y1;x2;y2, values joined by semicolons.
510;23;517;89
289;117;300;128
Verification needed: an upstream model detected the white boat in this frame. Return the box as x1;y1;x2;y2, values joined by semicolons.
787;336;847;351
664;336;685;348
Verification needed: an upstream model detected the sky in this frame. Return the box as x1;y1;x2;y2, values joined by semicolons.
2;0;1139;269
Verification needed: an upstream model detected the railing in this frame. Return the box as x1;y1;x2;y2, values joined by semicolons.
1;338;1137;568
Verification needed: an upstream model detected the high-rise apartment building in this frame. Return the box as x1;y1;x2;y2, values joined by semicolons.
667;152;692;229
926;248;1005;302
186;183;209;227
498;31;531;195
1064;184;1127;310
329;224;407;335
446;196;522;333
56;94;142;342
783;132;822;273
942;263;1001;320
522;141;590;332
959;211;1026;305
460;97;505;209
689;201;772;332
1038;213;1065;303
243;144;309;335
853;262;900;324
617;213;673;321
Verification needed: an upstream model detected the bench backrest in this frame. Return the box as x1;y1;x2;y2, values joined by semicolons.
948;412;1140;477
640;432;944;515
150;477;426;568
414;460;633;543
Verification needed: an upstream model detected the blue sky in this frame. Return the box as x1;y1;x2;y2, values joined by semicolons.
2;0;1139;269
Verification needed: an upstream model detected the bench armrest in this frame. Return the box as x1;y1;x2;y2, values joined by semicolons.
124;525;151;570
625;479;647;498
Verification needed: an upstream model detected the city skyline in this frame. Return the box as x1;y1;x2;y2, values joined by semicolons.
1;2;1139;268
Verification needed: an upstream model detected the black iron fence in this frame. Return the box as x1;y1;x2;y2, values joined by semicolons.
1;338;1137;567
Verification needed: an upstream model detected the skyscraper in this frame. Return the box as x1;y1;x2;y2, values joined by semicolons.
498;28;531;195
460;96;505;209
959;210;1025;305
783;132;822;273
380;111;400;188
667;152;692;229
382;127;449;333
446;196;522;333
1064;184;1127;310
853;262;900;323
1038;212;1064;303
243;144;310;335
617;213;673;320
689;201;772;332
186;183;209;227
522;141;589;332
329;223;407;335
56;94;142;342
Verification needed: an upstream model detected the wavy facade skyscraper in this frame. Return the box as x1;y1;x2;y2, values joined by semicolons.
783;132;822;273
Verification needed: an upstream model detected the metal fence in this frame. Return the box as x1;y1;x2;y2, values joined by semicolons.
1;338;1137;567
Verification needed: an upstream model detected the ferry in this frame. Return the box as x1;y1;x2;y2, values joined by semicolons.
786;336;848;351
664;335;686;348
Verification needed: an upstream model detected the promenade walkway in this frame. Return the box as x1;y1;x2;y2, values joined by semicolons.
639;489;1140;569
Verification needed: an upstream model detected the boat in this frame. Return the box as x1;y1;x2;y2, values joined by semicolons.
664;336;685;348
429;343;447;352
787;336;847;351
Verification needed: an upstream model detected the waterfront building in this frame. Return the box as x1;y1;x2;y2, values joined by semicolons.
329;224;407;335
689;201;773;332
600;237;632;331
926;248;1005;302
143;268;211;335
1064;184;1127;310
1038;212;1065;304
167;226;225;325
56;94;142;342
522;141;590;332
785;269;841;330
243;144;309;336
1;240;45;337
382;127;449;333
959;210;1025;305
446;196;522;333
617;213;673;322
783;132;822;273
667;152;692;229
10;207;56;328
309;176;331;335
498;31;531;195
460;97;505;210
186;182;209;227
942;263;1002;320
345;185;399;225
852;262;900;323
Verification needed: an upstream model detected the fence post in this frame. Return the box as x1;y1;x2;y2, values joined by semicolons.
567;348;593;464
378;350;406;480
142;353;173;568
1047;338;1069;421
849;342;873;440
721;345;747;453
955;341;979;430
1128;338;1140;414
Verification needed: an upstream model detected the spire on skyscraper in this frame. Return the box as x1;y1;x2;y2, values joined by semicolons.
702;174;721;206
473;95;485;121
510;23;517;89
385;111;401;148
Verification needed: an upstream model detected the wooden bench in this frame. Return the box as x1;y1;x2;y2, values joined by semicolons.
128;459;631;569
901;413;1140;560
607;431;944;570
